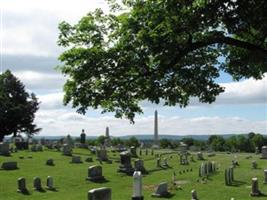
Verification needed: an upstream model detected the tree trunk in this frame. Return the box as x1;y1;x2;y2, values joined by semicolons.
0;134;4;142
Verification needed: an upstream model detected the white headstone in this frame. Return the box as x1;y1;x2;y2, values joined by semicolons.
133;171;143;198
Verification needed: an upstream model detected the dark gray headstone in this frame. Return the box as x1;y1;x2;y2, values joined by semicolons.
88;187;111;200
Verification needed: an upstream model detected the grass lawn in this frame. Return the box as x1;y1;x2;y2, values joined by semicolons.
0;148;267;199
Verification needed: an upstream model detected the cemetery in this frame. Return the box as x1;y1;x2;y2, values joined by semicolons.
1;138;267;199
0;0;267;199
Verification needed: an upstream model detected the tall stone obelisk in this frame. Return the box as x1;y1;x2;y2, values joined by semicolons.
105;127;109;138
154;110;159;145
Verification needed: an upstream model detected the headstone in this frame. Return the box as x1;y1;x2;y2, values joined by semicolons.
85;157;93;162
191;189;198;200
250;177;261;196
0;142;10;156
97;148;108;161
17;177;27;193
36;144;43;151
134;159;147;174
1;161;18;170
156;158;161;167
261;146;267;159
62;144;72;156
197;152;204;160
80;129;86;144
118;151;134;175
130;146;137;158
31;144;37;152
33;177;42;191
88;187;111;200
252;160;257;169
264;169;267;184
86;165;105;181
145;149;148;156
46;159;54;166
162;158;168;167
46;176;55;190
152;182;170;197
132;171;143;200
71;156;83;163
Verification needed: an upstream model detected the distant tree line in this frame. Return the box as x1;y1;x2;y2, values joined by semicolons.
77;132;266;153
159;132;267;152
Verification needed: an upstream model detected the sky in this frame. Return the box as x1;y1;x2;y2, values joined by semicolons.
0;0;266;137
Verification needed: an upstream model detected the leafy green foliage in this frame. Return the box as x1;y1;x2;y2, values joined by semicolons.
0;70;41;141
58;0;267;121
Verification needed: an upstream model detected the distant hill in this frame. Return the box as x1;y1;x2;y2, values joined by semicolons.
28;134;261;141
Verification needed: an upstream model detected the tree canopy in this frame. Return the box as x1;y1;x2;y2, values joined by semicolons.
0;70;41;141
58;0;267;122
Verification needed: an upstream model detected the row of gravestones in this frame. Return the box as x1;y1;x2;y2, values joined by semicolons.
198;161;217;177
17;176;55;194
87;171;201;200
46;157;93;166
118;151;148;175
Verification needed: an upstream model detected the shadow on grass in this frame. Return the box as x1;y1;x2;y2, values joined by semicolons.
148;167;171;174
229;180;247;187
18;189;30;195
151;193;175;198
86;179;110;184
35;188;46;193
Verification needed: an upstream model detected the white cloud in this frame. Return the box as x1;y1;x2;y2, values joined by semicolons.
13;70;66;91
34;110;267;136
1;0;108;56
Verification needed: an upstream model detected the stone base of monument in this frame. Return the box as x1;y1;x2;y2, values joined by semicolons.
117;166;135;175
250;191;262;197
86;176;105;182
151;192;170;198
132;196;144;200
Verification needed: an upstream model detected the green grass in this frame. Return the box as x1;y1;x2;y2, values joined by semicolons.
0;148;267;199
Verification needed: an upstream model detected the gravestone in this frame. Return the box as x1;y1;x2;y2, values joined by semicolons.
86;165;105;181
36;144;43;151
97;148;108;161
145;149;148;156
46;176;55;190
31;145;37;152
197;152;204;160
250;177;261;196
1;161;18;170
17;177;27;193
130;146;137;158
118;151;134;175
88;187;111;200
134;159;147;174
85;157;93;162
180;153;189;165
191;189;198;200
71;156;83;163
62;144;72;156
162;158;168;167
252;160;257;169
156;158;161;167
46;159;54;166
33;177;42;191
132;171;143;200
261;146;267;159
152;182;170;197
0;142;10;156
264;169;267;184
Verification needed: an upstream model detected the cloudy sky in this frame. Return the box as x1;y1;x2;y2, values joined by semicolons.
0;0;266;136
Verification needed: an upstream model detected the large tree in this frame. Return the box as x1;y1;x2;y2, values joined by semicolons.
58;0;267;122
0;70;41;141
